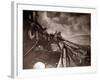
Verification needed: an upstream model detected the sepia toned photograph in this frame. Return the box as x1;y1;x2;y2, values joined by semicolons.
23;10;91;69
11;2;97;78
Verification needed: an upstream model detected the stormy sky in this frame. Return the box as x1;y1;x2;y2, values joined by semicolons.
36;11;91;45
